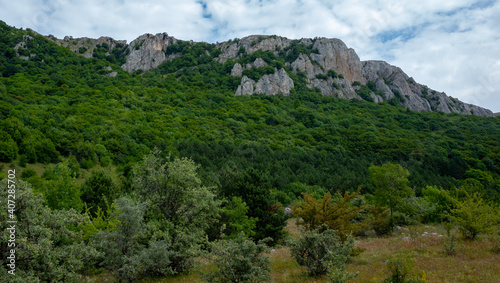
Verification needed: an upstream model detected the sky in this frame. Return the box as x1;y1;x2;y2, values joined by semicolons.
1;0;499;113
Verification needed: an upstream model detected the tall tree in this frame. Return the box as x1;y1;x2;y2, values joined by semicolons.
132;150;220;234
292;189;366;240
0;180;98;282
80;170;120;216
369;163;413;225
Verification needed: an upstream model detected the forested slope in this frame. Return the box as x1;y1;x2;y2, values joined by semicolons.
0;21;499;281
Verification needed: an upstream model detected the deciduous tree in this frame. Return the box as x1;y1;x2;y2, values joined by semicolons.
369;163;413;225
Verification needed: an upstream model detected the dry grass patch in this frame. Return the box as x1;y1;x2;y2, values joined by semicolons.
76;215;500;282
347;226;500;283
268;246;314;283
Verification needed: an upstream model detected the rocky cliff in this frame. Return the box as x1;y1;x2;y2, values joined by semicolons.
48;34;126;59
121;33;177;72
49;33;494;117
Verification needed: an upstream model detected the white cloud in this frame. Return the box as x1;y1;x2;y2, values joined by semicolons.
0;0;498;112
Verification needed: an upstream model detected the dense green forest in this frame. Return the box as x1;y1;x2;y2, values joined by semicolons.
0;21;499;282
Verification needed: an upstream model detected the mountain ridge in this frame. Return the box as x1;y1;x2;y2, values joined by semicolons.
47;31;493;117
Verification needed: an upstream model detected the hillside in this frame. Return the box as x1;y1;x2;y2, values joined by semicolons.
0;20;499;282
48;31;493;117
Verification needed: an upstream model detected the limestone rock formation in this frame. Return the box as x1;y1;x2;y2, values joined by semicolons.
121;33;177;72
310;38;366;84
48;35;127;59
235;68;294;96
362;60;494;116
45;32;494;117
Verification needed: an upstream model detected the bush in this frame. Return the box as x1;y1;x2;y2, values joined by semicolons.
290;226;354;276
80;170;120;217
220;196;257;239
42;162;83;211
203;233;271;283
20;168;36;179
0;180;98;282
0;132;18;162
367;206;392;236
448;192;499;240
116;240;176;282
382;255;427;283
292;189;366;240
355;85;374;102
93;197;146;271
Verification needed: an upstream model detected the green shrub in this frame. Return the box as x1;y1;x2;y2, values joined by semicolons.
367;80;377;92
382;255;427;283
292;190;366;240
355;85;374;102
220;196;257;239
448;192;499;240
367;206;392;236
0;132;18;162
0;180;98;282
80;170;120;217
444;233;457;256
203;233;271;283
20;168;36;179
290;226;354;276
116;240;177;282
316;74;328;80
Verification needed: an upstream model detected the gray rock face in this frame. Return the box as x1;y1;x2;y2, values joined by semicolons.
252;58;268;68
216;35;292;63
310;38;366;84
122;33;177;72
235;68;294;96
362;61;494;116
256;68;294;95
291;54;320;78
235;76;255;96
48;35;127;59
46;32;493;116
231;63;243;76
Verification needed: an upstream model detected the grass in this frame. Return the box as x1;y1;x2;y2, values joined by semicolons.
78;220;500;282
347;225;500;282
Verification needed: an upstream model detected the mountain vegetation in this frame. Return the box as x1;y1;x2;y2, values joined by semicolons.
0;21;499;282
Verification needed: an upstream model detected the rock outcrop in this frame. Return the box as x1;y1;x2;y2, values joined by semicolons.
310;38;366;84
235;68;294;96
362;60;494;116
48;35;127;59
121;33;177;72
46;32;494;117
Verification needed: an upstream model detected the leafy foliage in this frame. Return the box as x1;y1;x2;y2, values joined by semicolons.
219;196;257;239
41;162;83;211
382;255;427;283
369;163;414;224
80;170;120;216
447;191;500;240
290;226;355;276
132;150;221;236
220;168;289;243
203;233;271;283
292;189;366;239
0;180;98;282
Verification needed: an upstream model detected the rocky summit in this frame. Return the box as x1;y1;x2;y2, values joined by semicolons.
50;33;493;117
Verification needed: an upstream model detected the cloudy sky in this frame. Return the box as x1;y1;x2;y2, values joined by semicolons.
1;0;499;113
